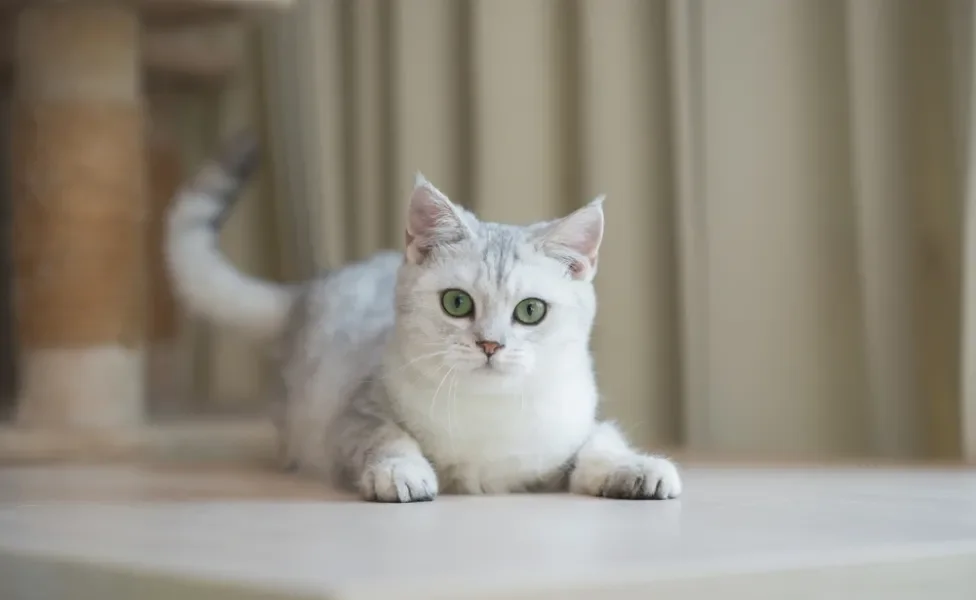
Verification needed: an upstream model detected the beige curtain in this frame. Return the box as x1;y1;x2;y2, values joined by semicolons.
202;0;976;461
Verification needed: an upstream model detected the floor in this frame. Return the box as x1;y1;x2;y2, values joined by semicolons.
1;464;975;599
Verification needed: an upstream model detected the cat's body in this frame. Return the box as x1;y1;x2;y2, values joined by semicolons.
167;134;681;502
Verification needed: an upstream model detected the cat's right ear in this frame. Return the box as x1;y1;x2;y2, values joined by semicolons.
405;173;471;264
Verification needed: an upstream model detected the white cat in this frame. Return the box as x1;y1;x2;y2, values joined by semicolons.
166;134;682;502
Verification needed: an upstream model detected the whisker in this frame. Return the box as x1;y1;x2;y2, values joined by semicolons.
429;365;454;419
377;350;450;381
400;349;450;366
448;369;459;452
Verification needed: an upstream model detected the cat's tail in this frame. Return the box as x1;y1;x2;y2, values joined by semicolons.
166;132;295;340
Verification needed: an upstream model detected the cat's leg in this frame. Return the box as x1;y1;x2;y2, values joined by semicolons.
569;421;681;500
333;403;439;503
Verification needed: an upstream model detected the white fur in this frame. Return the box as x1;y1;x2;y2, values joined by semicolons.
379;210;603;493
167;186;293;340
167;156;681;502
570;421;683;498
385;343;597;494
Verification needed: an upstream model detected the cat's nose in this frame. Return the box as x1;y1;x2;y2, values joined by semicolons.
475;340;504;357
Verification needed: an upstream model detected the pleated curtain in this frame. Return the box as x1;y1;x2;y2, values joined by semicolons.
203;0;976;461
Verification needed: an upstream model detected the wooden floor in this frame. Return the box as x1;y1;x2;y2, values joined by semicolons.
1;463;976;599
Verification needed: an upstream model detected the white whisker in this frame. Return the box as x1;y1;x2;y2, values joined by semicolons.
448;368;459;453
378;350;450;381
429;365;454;419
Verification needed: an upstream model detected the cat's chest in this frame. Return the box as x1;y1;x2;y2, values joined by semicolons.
393;378;596;492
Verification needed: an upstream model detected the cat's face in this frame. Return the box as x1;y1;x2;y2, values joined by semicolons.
394;175;603;389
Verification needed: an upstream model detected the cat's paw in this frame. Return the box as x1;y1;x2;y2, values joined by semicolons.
571;455;682;500
360;455;439;503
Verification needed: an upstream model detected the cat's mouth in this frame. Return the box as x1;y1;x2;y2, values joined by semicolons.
461;351;521;376
474;359;510;375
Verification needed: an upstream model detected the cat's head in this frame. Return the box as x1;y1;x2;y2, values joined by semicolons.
394;174;604;388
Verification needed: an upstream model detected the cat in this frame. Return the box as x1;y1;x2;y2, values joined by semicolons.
166;133;682;502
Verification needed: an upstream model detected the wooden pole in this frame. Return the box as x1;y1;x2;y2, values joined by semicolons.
147;98;182;347
146;93;194;416
961;0;976;463
0;81;14;420
11;4;146;429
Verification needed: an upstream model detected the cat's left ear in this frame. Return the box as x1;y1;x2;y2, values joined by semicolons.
532;196;605;281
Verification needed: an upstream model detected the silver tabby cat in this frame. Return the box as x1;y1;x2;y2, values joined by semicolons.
166;134;681;502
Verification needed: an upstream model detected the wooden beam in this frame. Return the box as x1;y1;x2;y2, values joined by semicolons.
0;0;293;27
1;19;245;90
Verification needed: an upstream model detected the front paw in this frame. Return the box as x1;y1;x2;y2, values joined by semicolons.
571;456;682;500
360;455;439;503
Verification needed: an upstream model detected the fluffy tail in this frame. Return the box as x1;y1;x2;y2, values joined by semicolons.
166;132;294;340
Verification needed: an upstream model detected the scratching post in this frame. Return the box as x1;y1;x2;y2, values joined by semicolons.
11;4;145;429
0;0;291;461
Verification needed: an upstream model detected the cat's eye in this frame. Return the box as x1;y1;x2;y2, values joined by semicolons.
441;289;475;318
513;298;547;325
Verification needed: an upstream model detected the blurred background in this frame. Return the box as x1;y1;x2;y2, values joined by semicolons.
1;0;975;464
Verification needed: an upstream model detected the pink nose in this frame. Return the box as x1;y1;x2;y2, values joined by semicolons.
476;340;503;357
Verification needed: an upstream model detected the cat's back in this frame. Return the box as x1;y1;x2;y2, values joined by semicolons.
274;251;402;475
285;251;402;357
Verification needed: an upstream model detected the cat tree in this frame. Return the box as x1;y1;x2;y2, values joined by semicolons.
0;0;289;459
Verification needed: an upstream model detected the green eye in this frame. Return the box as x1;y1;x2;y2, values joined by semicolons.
513;298;547;325
441;289;475;318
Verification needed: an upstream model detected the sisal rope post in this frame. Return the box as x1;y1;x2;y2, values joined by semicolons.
12;4;146;429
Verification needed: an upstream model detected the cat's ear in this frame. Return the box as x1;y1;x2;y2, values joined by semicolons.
405;173;472;264
532;196;605;281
